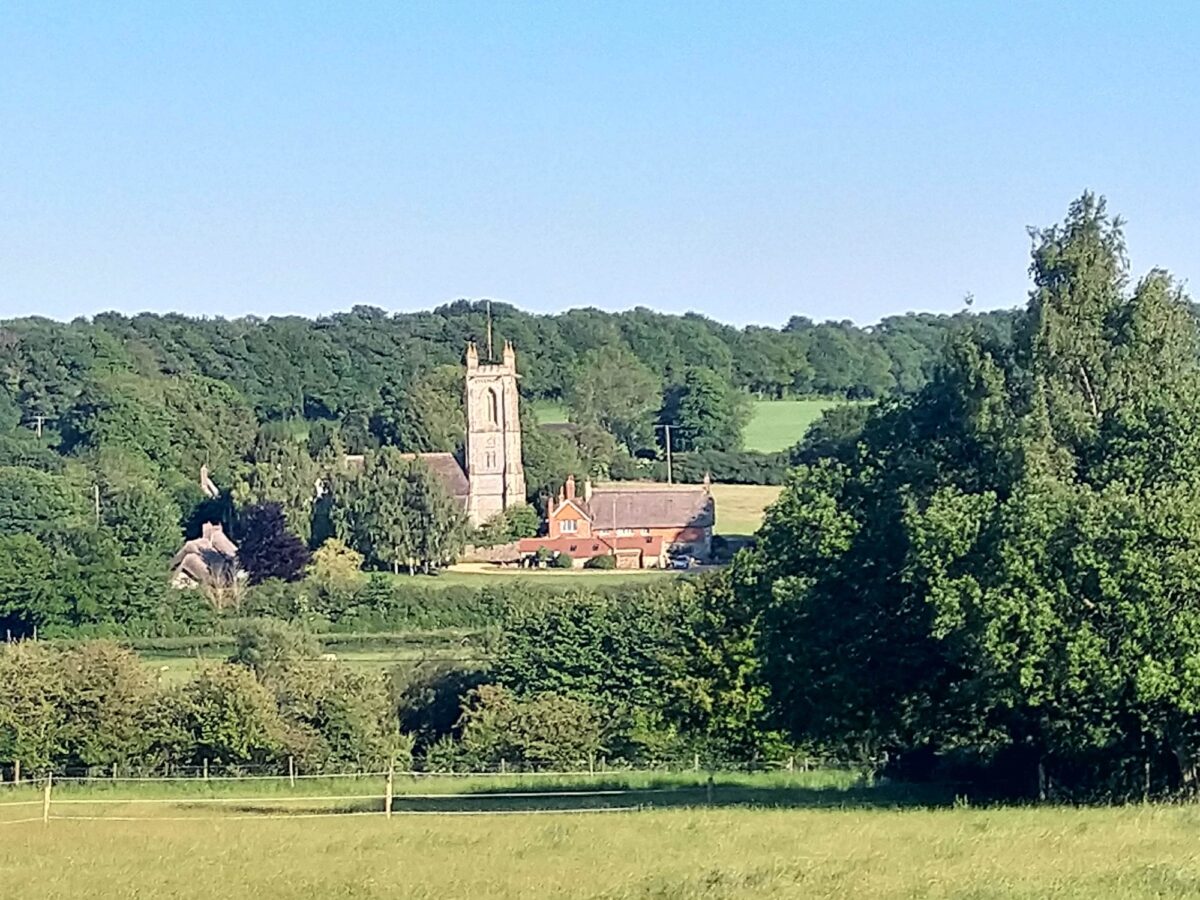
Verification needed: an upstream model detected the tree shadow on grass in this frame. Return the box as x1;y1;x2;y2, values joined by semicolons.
382;777;959;814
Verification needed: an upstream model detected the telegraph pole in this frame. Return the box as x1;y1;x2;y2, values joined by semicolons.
32;415;46;439
655;424;673;484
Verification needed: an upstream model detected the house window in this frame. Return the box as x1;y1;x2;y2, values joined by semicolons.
485;451;497;468
641;528;651;536
560;519;578;534
617;528;633;537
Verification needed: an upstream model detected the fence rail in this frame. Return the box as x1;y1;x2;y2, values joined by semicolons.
1;754;838;784
0;766;761;827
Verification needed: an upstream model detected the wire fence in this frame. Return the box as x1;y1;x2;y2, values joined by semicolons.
0;752;838;784
0;763;781;827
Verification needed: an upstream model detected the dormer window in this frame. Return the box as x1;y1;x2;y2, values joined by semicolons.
560;519;578;533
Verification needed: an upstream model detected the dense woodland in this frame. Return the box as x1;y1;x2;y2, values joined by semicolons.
0;270;1014;637
5;193;1200;799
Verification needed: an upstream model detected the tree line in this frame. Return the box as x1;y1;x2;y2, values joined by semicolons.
0;302;1014;426
0;576;771;776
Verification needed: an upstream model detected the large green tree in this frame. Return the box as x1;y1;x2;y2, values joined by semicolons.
331;449;465;574
660;367;753;453
752;194;1200;799
565;346;660;453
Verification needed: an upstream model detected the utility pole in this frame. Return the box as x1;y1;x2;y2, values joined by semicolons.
655;424;673;484
32;415;46;439
93;484;101;526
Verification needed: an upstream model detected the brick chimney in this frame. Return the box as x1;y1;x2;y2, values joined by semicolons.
565;474;576;500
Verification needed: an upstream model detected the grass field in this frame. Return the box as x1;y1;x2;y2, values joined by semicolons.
139;644;482;683
5;771;1200;898
710;483;782;537
530;398;570;424
132;629;489;683
530;397;845;453
743;398;845;453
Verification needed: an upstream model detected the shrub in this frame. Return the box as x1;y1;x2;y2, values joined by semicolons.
473;505;541;547
550;552;575;569
391;660;491;755
229;618;319;680
165;663;289;767
457;684;602;768
584;554;616;570
307;539;366;591
271;661;406;772
58;642;159;768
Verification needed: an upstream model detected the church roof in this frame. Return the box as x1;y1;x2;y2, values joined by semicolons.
342;451;471;507
403;452;471;505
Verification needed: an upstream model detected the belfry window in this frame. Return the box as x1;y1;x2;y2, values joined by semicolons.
487;388;500;424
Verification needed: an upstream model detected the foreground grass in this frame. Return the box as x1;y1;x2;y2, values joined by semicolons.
5;786;1200;898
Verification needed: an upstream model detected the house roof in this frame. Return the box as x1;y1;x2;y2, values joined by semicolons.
583;485;714;530
170;522;239;588
518;533;665;559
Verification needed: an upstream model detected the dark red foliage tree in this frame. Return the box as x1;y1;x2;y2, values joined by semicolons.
238;502;311;584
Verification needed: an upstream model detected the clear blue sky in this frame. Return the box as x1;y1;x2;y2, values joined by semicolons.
2;1;1198;326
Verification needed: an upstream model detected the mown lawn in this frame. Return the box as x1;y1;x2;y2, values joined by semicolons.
5;770;1200;898
428;565;680;587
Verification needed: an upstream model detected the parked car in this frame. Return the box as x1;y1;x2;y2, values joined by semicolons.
669;555;694;570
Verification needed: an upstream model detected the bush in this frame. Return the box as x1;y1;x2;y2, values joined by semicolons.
666;450;790;485
271;661;407;772
229;619;319;679
584;554;616;570
457;684;603;768
473;505;542;547
391;660;491;755
550;552;575;569
165;663;290;767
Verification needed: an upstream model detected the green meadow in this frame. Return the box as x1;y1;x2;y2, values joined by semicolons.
531;397;845;453
4;770;1200;899
742;398;844;452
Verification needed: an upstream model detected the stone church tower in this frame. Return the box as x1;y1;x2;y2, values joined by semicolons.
464;340;526;525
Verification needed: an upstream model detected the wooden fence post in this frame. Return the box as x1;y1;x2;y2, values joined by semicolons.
706;774;714;806
202;758;209;781
42;773;52;825
288;756;296;788
499;758;506;775
385;764;394;820
693;753;700;772
13;759;20;784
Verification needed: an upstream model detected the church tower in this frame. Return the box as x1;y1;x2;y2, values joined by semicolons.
464;340;526;525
